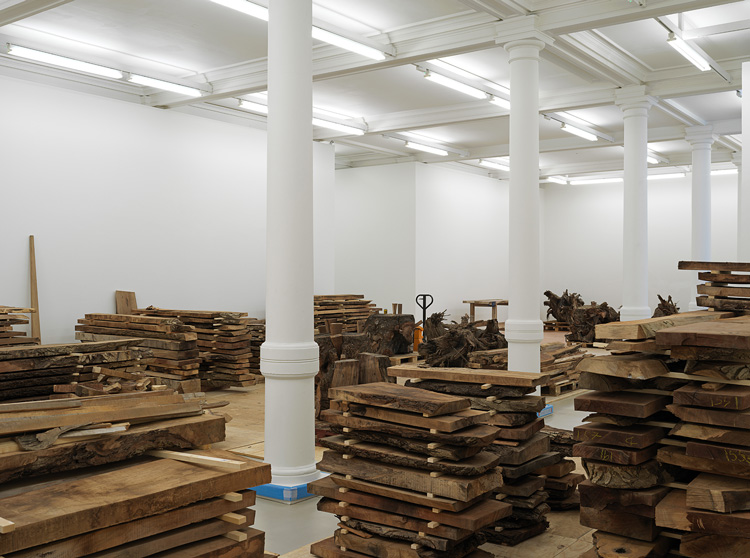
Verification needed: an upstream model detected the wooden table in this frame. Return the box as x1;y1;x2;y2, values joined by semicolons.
463;299;508;322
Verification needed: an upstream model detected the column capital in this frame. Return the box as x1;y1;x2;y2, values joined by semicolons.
733;152;742;168
685;125;716;147
615;86;656;112
496;15;555;50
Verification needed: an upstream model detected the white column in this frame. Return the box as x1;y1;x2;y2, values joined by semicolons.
504;38;546;374
741;62;750;261
261;0;320;493
686;126;715;311
616;90;654;322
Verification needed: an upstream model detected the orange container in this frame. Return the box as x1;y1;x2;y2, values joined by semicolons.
414;325;424;352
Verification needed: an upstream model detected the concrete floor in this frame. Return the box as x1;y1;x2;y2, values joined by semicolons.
204;330;597;556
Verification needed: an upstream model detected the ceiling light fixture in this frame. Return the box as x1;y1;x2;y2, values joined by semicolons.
7;44;123;79
405;141;449;157
479;159;509;171
712;169;739;176
547;176;568;184
239;99;269;114
207;0;268;20
311;26;386;61
489;95;511;110
423;70;487;100
648;172;685;180
570;177;623;185
129;74;203;97
312;117;365;135
561;123;598;142
667;32;710;72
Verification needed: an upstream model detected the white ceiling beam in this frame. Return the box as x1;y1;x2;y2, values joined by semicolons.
682;19;750;39
457;0;523;18
0;0;73;26
656;16;732;83
554;31;649;85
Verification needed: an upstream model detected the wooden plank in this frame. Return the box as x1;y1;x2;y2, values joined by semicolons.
0;350;137;373
0;340;143;361
482;412;536;427
494;417;544;441
340;518;454;551
580;506;659;542
404;380;532;399
495;475;545;497
658;445;750;481
328;383;470;417
679;261;750;272
670;345;750;362
574;423;666;449
331;360;361;389
321;410;498;446
656;488;750;536
29;235;40;343
326;429;482;462
485;432;549;466
316;451;501;502
699;284;750;297
686;440;750;465
574;443;658;465
698;271;750;283
578;480;670;508
358;353;391;384
307;477;511;531
576;354;669;380
318;436;500;476
75;325;198;341
500;451;561;480
667;403;750;429
334;529;484;558
673;383;750;410
583;459;667;489
606;339;669;354
342;404;489;433
75;332;194;351
656;319;750;350
468;396;545;414
152;527;263;558
595;311;731;341
115;291;138;315
388;365;548;388
686;473;750;513
669;422;750;446
680;532;750;558
0;450;270;554
697;294;750;312
575;391;670;418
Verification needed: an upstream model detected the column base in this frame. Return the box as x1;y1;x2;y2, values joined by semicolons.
505;319;543;373
620;306;651;322
256;469;326;504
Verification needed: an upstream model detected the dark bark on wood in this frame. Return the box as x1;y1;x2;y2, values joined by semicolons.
405;380;532;398
341;519;455;551
583;458;671;489
541;426;575;457
567;302;620;344
543;289;584;322
361;314;415;356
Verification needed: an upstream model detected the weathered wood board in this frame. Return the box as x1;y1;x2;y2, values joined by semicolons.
593;532;671;558
575;391;670;418
583;459;667;489
574;423;665;449
669;422;750;447
468;395;545;414
494;417;544;441
667;403;750;429
656;488;750;536
678;261;750;272
656;319;750;350
341;403;488;433
595;311;731;341
389;365;548;387
486;432;550;466
500;451;561;480
495;475;546;497
580;506;659;541
328;428;482;461
674;383;750;410
328;383;469;417
680;532;750;558
574;442;657;465
671;345;750;363
698;271;750;283
686;473;750;513
658;445;750;481
404;380;532;399
578;480;669;509
576;354;669;380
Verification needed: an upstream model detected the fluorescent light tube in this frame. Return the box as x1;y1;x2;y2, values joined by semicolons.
547;176;567;184
570;177;623;185
561;123;598;142
479;159;509;171
312;26;385;60
667;33;710;72
239;99;269;114
648;173;685;180
129;74;202;97
207;0;268;20
647;155;659;165
424;71;487;100
489;95;510;110
712;169;738;176
7;44;122;79
405;142;448;157
427;59;480;81
312;117;365;135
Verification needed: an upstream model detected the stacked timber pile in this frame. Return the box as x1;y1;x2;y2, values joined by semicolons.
0;339;153;401
680;260;750;313
310;382;511;558
0;306;38;347
389;365;582;545
315;295;381;333
134;307;260;389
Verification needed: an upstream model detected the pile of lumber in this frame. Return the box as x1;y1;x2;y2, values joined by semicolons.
134;307;261;389
0;339;154;402
0;306;38;347
680;260;750;313
310;382;511;558
315;295;381;333
390;364;582;545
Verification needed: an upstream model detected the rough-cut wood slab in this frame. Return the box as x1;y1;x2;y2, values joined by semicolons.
0;350;139;374
580;505;659;541
680;532;750;558
389;365;548;387
321;410;498;446
342;403;488;433
595;311;730;340
328;383;469;417
495;418;544;441
674;383;750;410
468;396;545;413
329;428;481;461
308;477;511;531
606;339;669;354
0;340;144;361
699;271;750;283
578;480;669;509
574;443;657;465
671;345;750;363
656;488;750;536
340;518;456;551
155;527;263;558
535;459;576;478
593;532;671;558
679;261;750;272
0;450;270;554
575;391;670;418
0;414;226;483
686;473;750;513
328;475;481;512
496;490;548;509
699;284;750;297
501;452;561;480
574;423;666;449
667;403;750;429
404;380;532;398
317;451;501;501
486;432;549;466
656;319;750;350
583;459;668;489
669;422;750;446
576;354;669;380
496;475;546;497
658;445;750;480
334;529;484;558
318;436;500;475
687;440;750;465
685;359;750;381
482;412;536;427
578;372;685;392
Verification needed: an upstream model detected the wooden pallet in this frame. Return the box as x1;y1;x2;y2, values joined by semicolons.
543;321;570;332
541;378;578;396
389;352;419;366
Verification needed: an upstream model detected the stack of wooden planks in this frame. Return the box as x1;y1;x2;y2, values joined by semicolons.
310;382;511;558
389;364;579;545
133;307;261;389
315;295;381;333
0;306;38;347
680;260;750;313
0;339;154;402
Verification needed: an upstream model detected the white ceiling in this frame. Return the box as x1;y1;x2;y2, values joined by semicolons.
0;0;746;181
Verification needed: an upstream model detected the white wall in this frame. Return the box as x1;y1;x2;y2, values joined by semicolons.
0;74;335;343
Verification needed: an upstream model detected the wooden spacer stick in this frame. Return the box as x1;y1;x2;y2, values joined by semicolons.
427;521;440;529
147;450;248;470
219;512;246;525
224;531;248;542
0;518;15;533
221;492;243;502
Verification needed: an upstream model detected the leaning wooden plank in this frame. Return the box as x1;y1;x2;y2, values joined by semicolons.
679;261;750;272
318;436;500;476
680;532;750;558
7;491;256;558
147;450;250;470
656;488;750;536
328;383;469;417
595;311;731;341
656;319;750;350
388;365;548;387
341;404;488;433
317;451;501;502
0;414;226;483
0;451;270;554
686;473;750;513
575;392;670;419
150;527;264;558
575;355;669;380
307;477;511;531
